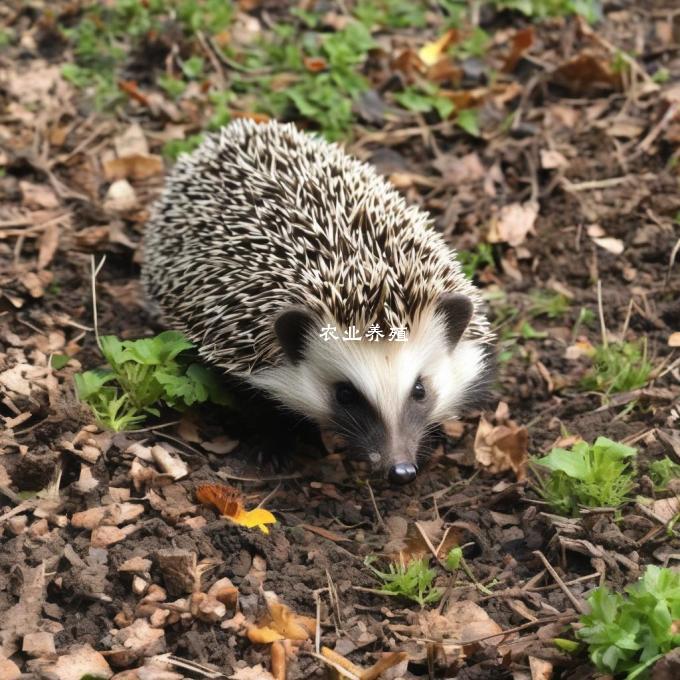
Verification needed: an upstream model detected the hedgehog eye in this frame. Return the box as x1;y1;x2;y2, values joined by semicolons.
411;379;426;401
335;382;358;406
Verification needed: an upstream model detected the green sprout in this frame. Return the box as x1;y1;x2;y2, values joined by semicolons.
532;437;637;516
529;290;570;319
75;331;230;432
365;555;442;607
576;566;680;679
581;340;652;395
457;243;495;280
648;457;680;491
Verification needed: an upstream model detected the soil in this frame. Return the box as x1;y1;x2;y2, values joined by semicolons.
1;1;679;679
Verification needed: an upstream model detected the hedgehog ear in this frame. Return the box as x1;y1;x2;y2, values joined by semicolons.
274;306;316;364
436;293;474;348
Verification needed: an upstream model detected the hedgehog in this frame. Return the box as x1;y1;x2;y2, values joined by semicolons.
142;119;494;484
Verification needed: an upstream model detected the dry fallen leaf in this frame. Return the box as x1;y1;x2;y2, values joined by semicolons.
487;201;538;247
39;644;112;680
551;52;623;95
592;236;625;254
667;332;680;347
229;665;275;680
474;402;528;481
418;29;458;67
502;26;534;73
396;600;504;665
196;483;276;534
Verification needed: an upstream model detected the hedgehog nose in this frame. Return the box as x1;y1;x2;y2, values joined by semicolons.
388;463;417;485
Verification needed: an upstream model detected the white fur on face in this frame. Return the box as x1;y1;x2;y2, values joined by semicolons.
249;310;489;433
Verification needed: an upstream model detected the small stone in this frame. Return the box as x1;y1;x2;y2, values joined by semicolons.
23;631;56;657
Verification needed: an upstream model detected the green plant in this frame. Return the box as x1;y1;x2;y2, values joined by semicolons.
576;566;680;679
235;19;374;139
393;84;454;120
60;0;234;109
457;243;495;279
493;0;601;23
529;290;570;319
365;555;442;606
648;457;680;491
162;134;205;161
581;340;652;395
532;437;636;515
445;547;463;571
354;0;428;29
75;331;230;432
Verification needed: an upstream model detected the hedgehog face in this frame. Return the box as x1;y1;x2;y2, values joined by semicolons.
252;295;491;483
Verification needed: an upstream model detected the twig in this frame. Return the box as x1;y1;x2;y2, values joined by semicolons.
533;550;587;614
91;254;107;350
596;279;607;348
365;482;386;530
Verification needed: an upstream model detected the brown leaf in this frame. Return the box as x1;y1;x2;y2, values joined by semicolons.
37;221;61;269
551;52;623;95
488;201;538;247
103;154;164;181
502;27;534;73
20;181;59;209
303;56;327;73
474;405;528;481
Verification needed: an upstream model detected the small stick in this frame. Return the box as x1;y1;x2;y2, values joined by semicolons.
365;482;386;530
596;279;607;348
91;254;107;350
533;550;587;614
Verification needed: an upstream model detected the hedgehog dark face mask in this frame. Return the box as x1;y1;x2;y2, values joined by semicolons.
254;295;488;485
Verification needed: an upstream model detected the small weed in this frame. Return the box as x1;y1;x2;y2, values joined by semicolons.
576;565;680;678
529;290;570;319
354;0;428;29
581;340;652;395
450;27;490;60
75;331;230;432
445;547;463;571
532;436;636;515
652;67;670;84
158;74;186;100
365;555;442;607
457;108;481;136
648;457;680;491
457;243;495;279
162;134;205;161
494;0;602;23
572;306;596;337
393;84;454;120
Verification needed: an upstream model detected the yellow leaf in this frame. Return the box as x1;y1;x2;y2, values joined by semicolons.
247;624;284;644
268;602;314;641
233;508;277;534
418;29;457;67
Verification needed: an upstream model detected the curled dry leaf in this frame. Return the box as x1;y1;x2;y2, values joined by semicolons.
196;483;276;534
39;644;112;680
396;601;504;665
418;29;458;67
248;592;316;644
551;52;623;95
487;201;538;247
474;403;528;481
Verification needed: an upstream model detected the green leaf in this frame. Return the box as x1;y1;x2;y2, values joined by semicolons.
457;109;480;137
445;547;463;571
74;369;117;401
51;354;70;370
99;335;126;370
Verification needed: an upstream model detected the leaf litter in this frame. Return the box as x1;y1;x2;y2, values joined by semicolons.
0;1;679;679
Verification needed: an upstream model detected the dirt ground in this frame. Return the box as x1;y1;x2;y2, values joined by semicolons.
1;1;679;679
